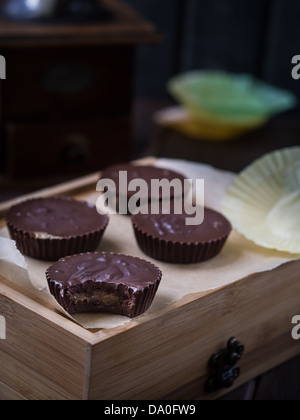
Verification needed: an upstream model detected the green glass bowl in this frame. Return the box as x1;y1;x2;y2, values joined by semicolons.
168;71;297;126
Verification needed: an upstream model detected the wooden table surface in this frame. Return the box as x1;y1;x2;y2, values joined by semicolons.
152;112;300;173
221;355;300;400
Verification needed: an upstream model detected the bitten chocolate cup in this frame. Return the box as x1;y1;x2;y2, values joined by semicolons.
6;197;109;261
46;252;162;318
132;207;232;264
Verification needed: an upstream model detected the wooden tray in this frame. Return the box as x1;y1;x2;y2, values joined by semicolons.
0;162;300;400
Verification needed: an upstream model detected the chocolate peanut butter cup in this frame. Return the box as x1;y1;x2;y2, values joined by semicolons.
6;197;109;261
46;252;162;318
132;207;232;264
99;164;188;215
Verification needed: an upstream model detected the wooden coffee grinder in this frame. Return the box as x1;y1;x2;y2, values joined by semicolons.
0;0;159;180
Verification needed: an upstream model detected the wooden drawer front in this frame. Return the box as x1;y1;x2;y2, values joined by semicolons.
2;46;134;120
5;117;132;178
89;261;300;400
0;284;89;400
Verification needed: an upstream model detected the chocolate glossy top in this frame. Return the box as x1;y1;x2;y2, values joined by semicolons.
132;207;232;243
100;164;187;199
47;252;162;291
6;197;108;237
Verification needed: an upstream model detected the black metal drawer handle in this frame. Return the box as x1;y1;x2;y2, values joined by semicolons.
205;337;245;393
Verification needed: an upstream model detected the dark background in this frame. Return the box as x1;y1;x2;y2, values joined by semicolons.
125;0;300;106
0;0;299;195
1;0;300;181
120;0;300;162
